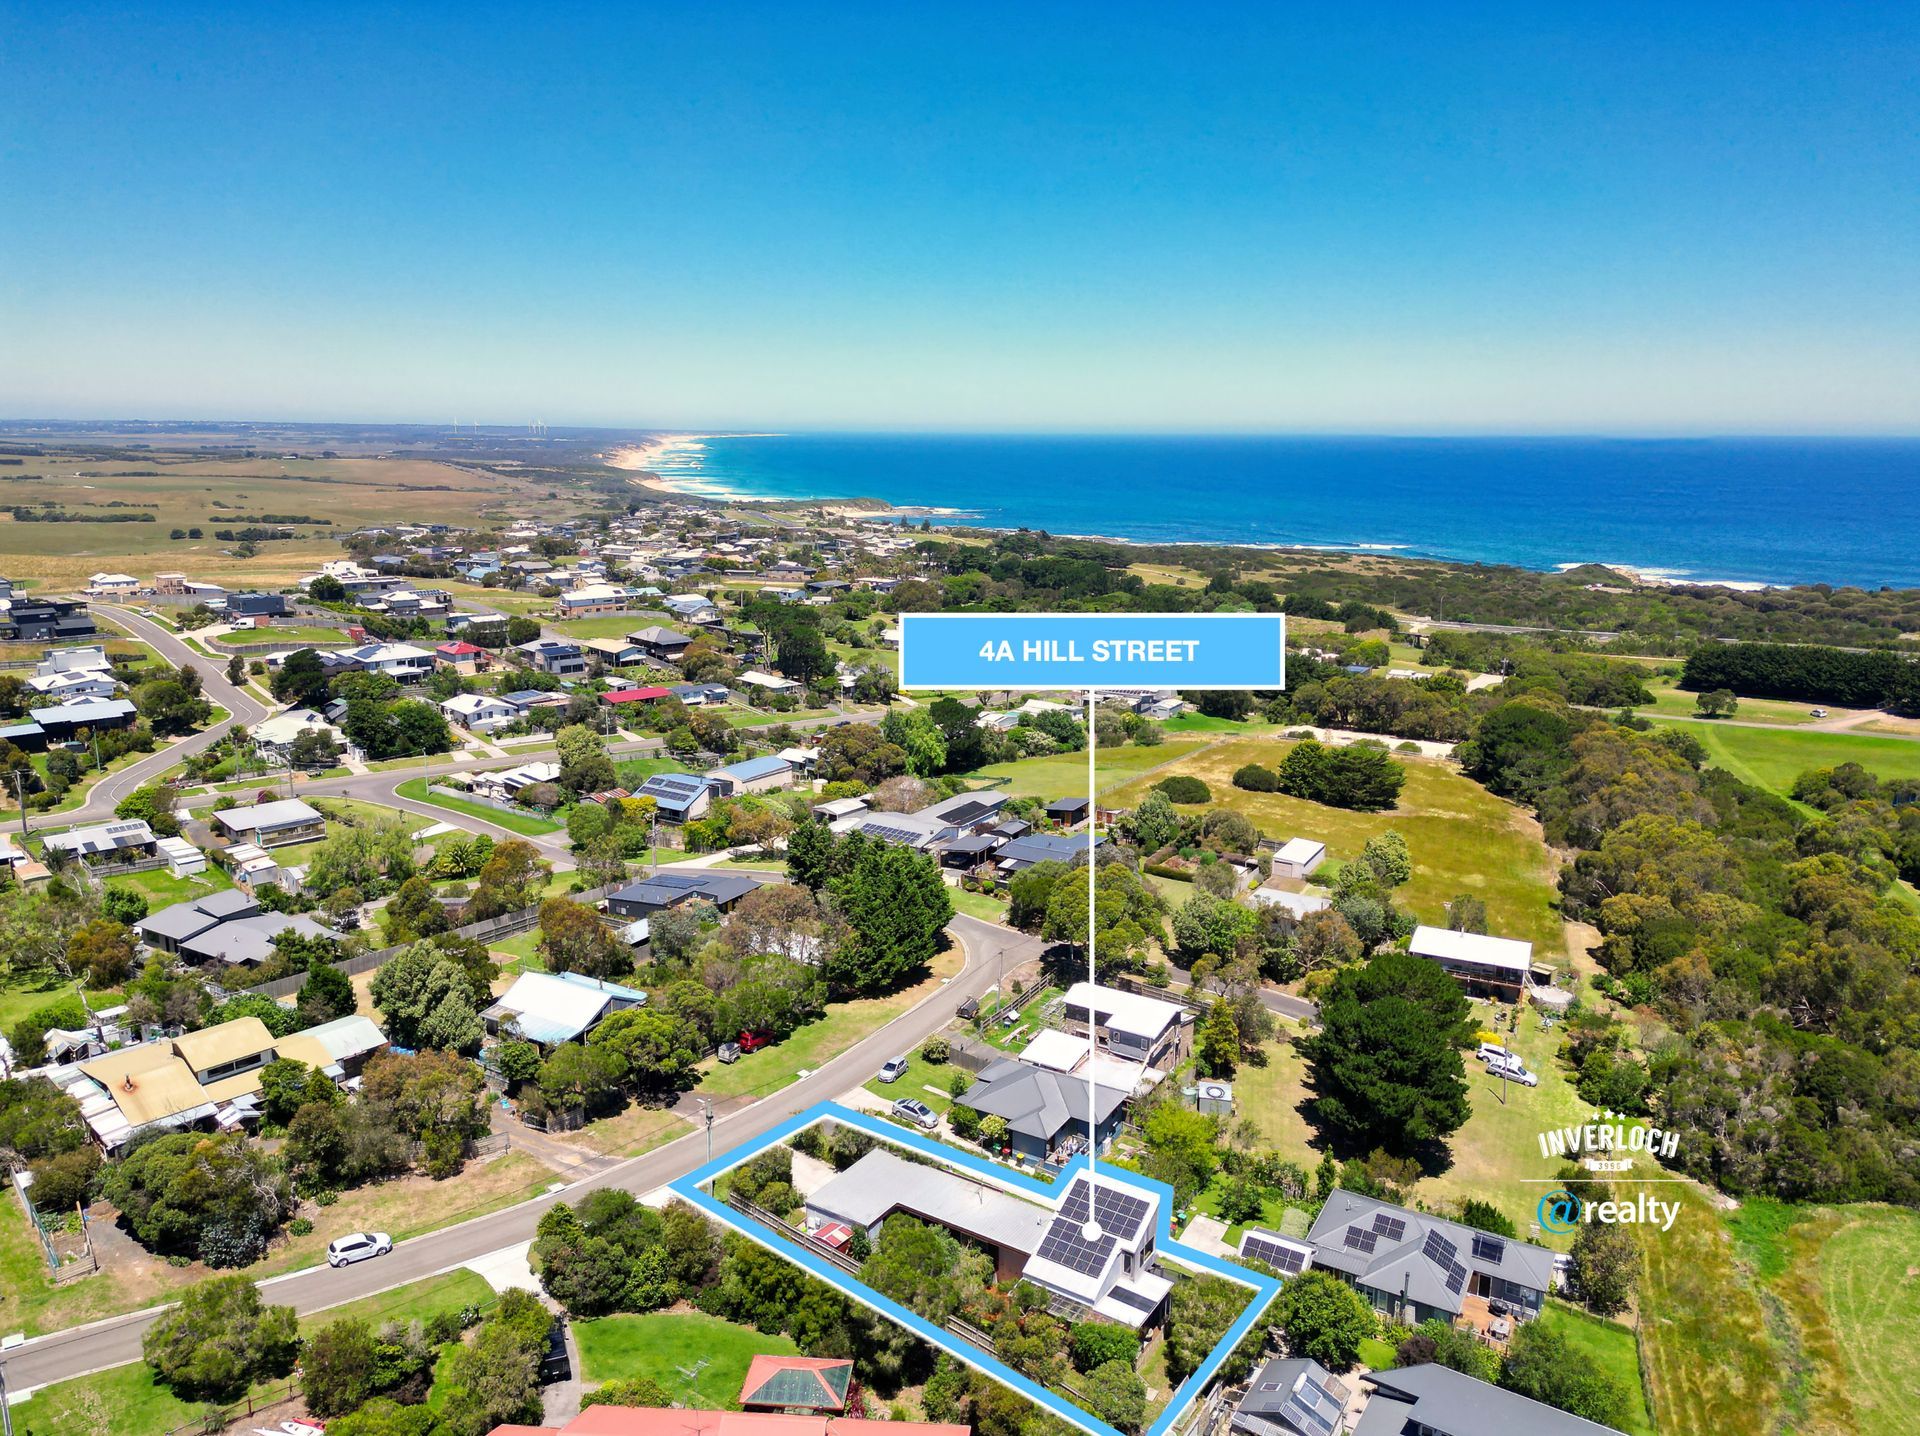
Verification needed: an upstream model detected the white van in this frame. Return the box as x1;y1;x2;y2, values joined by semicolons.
1476;1043;1514;1065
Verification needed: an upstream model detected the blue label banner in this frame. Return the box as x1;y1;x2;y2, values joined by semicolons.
899;612;1285;690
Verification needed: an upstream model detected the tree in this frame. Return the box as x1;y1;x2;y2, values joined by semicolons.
105;1132;291;1265
1695;688;1739;718
381;874;450;945
370;945;485;1053
467;839;551;919
0;1076;88;1163
1498;1320;1632;1429
307;817;415;896
1070;1322;1142;1374
1394;1317;1499;1383
1154;775;1212;804
538;1042;626;1114
1172;892;1255;962
1271;1269;1375;1371
327;1399;436;1436
270;647;331;706
1569;1210;1640;1316
433;1290;550;1436
288;726;342;770
297;962;356;1026
1165;1271;1253;1384
556;724;618;795
827;839;952;994
116;783;181;837
858;1215;970;1323
1082;1360;1148;1433
1008;859;1071;931
1455;1197;1517;1238
134;677;212;735
257;1058;336;1124
302;1317;380;1417
1446;894;1489;933
785;819;835;890
1139;1104;1221;1208
66;918;136;987
1128;790;1181;852
588;1008;701;1093
1197;999;1240;1078
539;897;626;978
1302;949;1475;1154
142;1275;299;1401
1276;739;1406;810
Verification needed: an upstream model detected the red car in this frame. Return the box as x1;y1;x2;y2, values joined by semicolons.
736;1030;771;1054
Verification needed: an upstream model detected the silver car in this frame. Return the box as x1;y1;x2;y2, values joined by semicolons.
877;1055;910;1083
891;1098;938;1130
326;1231;393;1267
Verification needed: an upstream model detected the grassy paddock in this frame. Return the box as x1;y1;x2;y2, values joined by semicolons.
1105;737;1565;951
1647;719;1920;796
960;740;1205;800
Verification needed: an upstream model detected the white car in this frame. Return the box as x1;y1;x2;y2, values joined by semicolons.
326;1231;393;1267
1476;1043;1514;1065
1487;1056;1539;1087
877;1055;910;1084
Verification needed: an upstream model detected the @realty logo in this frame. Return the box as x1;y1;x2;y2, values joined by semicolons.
1536;1185;1681;1234
1537;1189;1583;1235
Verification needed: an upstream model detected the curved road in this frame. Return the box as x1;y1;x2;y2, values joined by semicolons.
0;914;1044;1394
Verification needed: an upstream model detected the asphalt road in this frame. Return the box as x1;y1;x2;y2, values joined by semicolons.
0;914;1044;1394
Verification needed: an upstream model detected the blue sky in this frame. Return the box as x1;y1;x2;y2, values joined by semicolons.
4;3;1917;431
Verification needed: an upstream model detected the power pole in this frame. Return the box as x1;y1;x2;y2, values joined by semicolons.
697;1096;715;1163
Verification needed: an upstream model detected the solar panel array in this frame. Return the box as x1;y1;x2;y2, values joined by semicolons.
1034;1177;1152;1280
861;823;925;845
1240;1231;1308;1275
1422;1229;1459;1267
1342;1224;1379;1254
1277;1377;1344;1436
1471;1232;1508;1264
1371;1212;1408;1242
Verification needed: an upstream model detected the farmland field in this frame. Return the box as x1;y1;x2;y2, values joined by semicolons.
1103;737;1566;952
0;454;568;591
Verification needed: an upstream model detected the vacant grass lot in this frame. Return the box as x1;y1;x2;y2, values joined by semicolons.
961;739;1204;800
1105;738;1565;952
553;613;664;639
1813;1205;1920;1436
1634;677;1821;725
1647;718;1920;796
1536;1303;1655;1436
576;1310;798;1408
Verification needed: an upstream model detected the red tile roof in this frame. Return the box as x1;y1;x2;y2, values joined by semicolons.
524;1411;967;1436
437;641;485;655
602;686;672;703
739;1355;853;1411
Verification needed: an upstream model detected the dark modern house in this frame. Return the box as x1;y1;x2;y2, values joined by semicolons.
958;1057;1130;1163
605;869;760;919
0;598;96;642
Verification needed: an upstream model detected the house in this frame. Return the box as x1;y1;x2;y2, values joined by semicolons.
225;592;289;621
705;755;792;797
1020;1170;1172;1329
738;1357;853;1414
738;669;803;698
662;595;721;625
1252;889;1332;920
1059;981;1191;1070
252;706;348;763
812;795;870;826
804;1148;1051;1284
212;798;326;848
853;790;1012;852
670;681;730;706
481;971;647;1048
557;584;631;617
1408;925;1538;1001
516;638;588;677
155;835;206;878
42;818;156;866
582;637;646;668
627;625;695;661
0;597;96;642
630;771;713;823
180;912;335;968
221;842;290;894
1;698;140;751
435;640;488;674
1353;1363;1627;1436
1045;795;1091;828
85;573;139;596
442;693;522;732
136;889;261;955
468;760;562;802
958;1057;1130;1163
1230;1358;1353;1436
993;832;1103;878
481;1405;967;1436
339;642;436;681
599;685;672;710
63;1013;386;1153
500;688;569;711
29;646;119;700
1304;1191;1555;1329
605;870;760;919
1270;838;1327;881
976;710;1021;733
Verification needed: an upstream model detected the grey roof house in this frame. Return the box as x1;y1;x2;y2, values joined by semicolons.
1232;1357;1353;1436
959;1057;1129;1163
1354;1362;1627;1436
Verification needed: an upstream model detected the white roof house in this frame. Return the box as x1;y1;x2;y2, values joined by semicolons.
1061;981;1186;1047
481;970;646;1046
440;693;521;729
1272;837;1328;876
212;799;325;843
805;1148;1052;1259
251;707;346;754
738;670;803;692
1409;925;1535;975
42;819;155;860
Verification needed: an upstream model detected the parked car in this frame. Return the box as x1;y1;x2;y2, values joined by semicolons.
956;996;980;1021
877;1055;910;1084
326;1231;393;1267
1487;1055;1539;1087
737;1030;771;1054
1476;1042;1514;1065
717;1041;743;1064
1810;707;1829;718
892;1098;938;1130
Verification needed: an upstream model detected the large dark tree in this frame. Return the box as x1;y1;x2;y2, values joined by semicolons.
827;838;953;994
1302;948;1475;1155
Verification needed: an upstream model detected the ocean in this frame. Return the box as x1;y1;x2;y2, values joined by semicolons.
637;433;1920;590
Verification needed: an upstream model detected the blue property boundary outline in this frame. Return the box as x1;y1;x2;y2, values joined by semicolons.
669;1101;1281;1436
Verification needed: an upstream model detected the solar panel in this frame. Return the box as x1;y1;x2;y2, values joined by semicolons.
1422;1229;1459;1267
1241;1235;1308;1276
1371;1213;1407;1241
1342;1225;1379;1254
1277;1392;1337;1436
1471;1232;1508;1264
1443;1261;1467;1296
862;824;923;845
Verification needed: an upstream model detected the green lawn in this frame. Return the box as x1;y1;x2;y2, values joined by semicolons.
960;739;1205;801
1159;713;1276;734
393;776;565;834
0;968;124;1032
223;624;351;647
1634;677;1821;726
553;613;658;639
727;706;835;727
5;1359;234;1436
1355;1336;1399;1371
101;863;235;910
950;885;1012;922
304;1267;495;1333
1537;1302;1656;1436
1814;1205;1920;1436
1106;737;1567;953
696;946;962;1099
576;1311;798;1408
616;756;699;786
1644;719;1920;797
